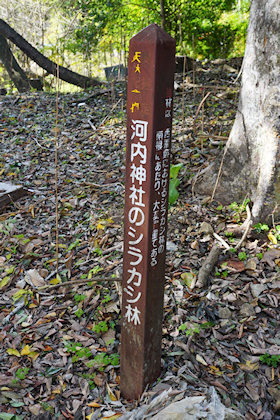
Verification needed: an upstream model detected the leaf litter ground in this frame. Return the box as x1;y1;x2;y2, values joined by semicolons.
0;61;280;420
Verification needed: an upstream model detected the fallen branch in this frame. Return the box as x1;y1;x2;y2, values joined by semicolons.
2;302;25;325
38;276;122;290
196;244;221;288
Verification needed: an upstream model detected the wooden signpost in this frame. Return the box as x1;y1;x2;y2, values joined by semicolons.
120;23;176;400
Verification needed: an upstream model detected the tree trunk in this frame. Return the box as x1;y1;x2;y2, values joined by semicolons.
195;0;280;223
0;33;30;92
0;19;101;89
159;0;166;31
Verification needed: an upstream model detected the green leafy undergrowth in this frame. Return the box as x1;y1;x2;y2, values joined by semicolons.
259;353;280;368
229;199;250;222
179;321;214;337
87;352;119;370
64;340;119;371
253;223;269;233
169;163;183;204
64;341;91;363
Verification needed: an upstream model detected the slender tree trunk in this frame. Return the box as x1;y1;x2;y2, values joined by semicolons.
159;0;166;31
195;0;280;223
0;19;101;89
0;33;30;92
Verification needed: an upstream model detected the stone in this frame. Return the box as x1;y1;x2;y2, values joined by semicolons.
199;222;214;235
218;307;232;319
250;283;267;298
240;303;256;317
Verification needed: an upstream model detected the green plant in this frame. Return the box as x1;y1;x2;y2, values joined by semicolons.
86;352;119;370
169;163;183;204
256;252;263;260
215;262;228;277
259;353;280;368
269;225;280;242
80;373;96;390
102;294;111;304
68;238;80;251
225;231;234;237
238;251;247;261
179;321;214;337
15;367;30;380
253;223;269;233
215;267;221;277
74;308;84;318
224;232;235;243
74;294;87;303
64;341;91;363
229;199;250;222
93;320;108;333
87;265;102;279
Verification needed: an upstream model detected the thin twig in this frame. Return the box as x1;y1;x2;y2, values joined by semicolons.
193;91;212;136
182;55;186;142
77;98;122;142
38;277;122;290
44;255;74;282
2;302;25;325
213;233;231;250
55;63;60;275
211;137;232;201
185;83;228;90
101;242;123;255
235;204;252;249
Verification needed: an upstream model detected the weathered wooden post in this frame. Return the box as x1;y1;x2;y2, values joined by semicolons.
121;23;176;400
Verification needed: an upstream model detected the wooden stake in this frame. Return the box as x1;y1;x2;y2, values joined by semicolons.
120;24;175;400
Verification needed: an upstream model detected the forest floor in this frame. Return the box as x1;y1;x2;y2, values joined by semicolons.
0;60;280;420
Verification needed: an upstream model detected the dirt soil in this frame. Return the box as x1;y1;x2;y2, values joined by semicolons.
0;61;280;420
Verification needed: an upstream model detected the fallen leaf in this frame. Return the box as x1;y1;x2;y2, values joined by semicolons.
261;249;280;268
106;382;117;401
21;345;31;356
94;373;105;387
181;272;196;288
268;233;277;245
221;259;245;272
0;276;11;289
25;269;46;287
6;349;20;357
238;360;259;372
50;277;62;285
87;402;101;408
196;354;208;366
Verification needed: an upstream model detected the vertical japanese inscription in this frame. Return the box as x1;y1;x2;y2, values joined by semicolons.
121;24;175;400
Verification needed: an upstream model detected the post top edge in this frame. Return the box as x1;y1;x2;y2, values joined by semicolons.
130;23;175;44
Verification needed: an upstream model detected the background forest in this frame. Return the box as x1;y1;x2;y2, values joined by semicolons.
0;0;250;91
